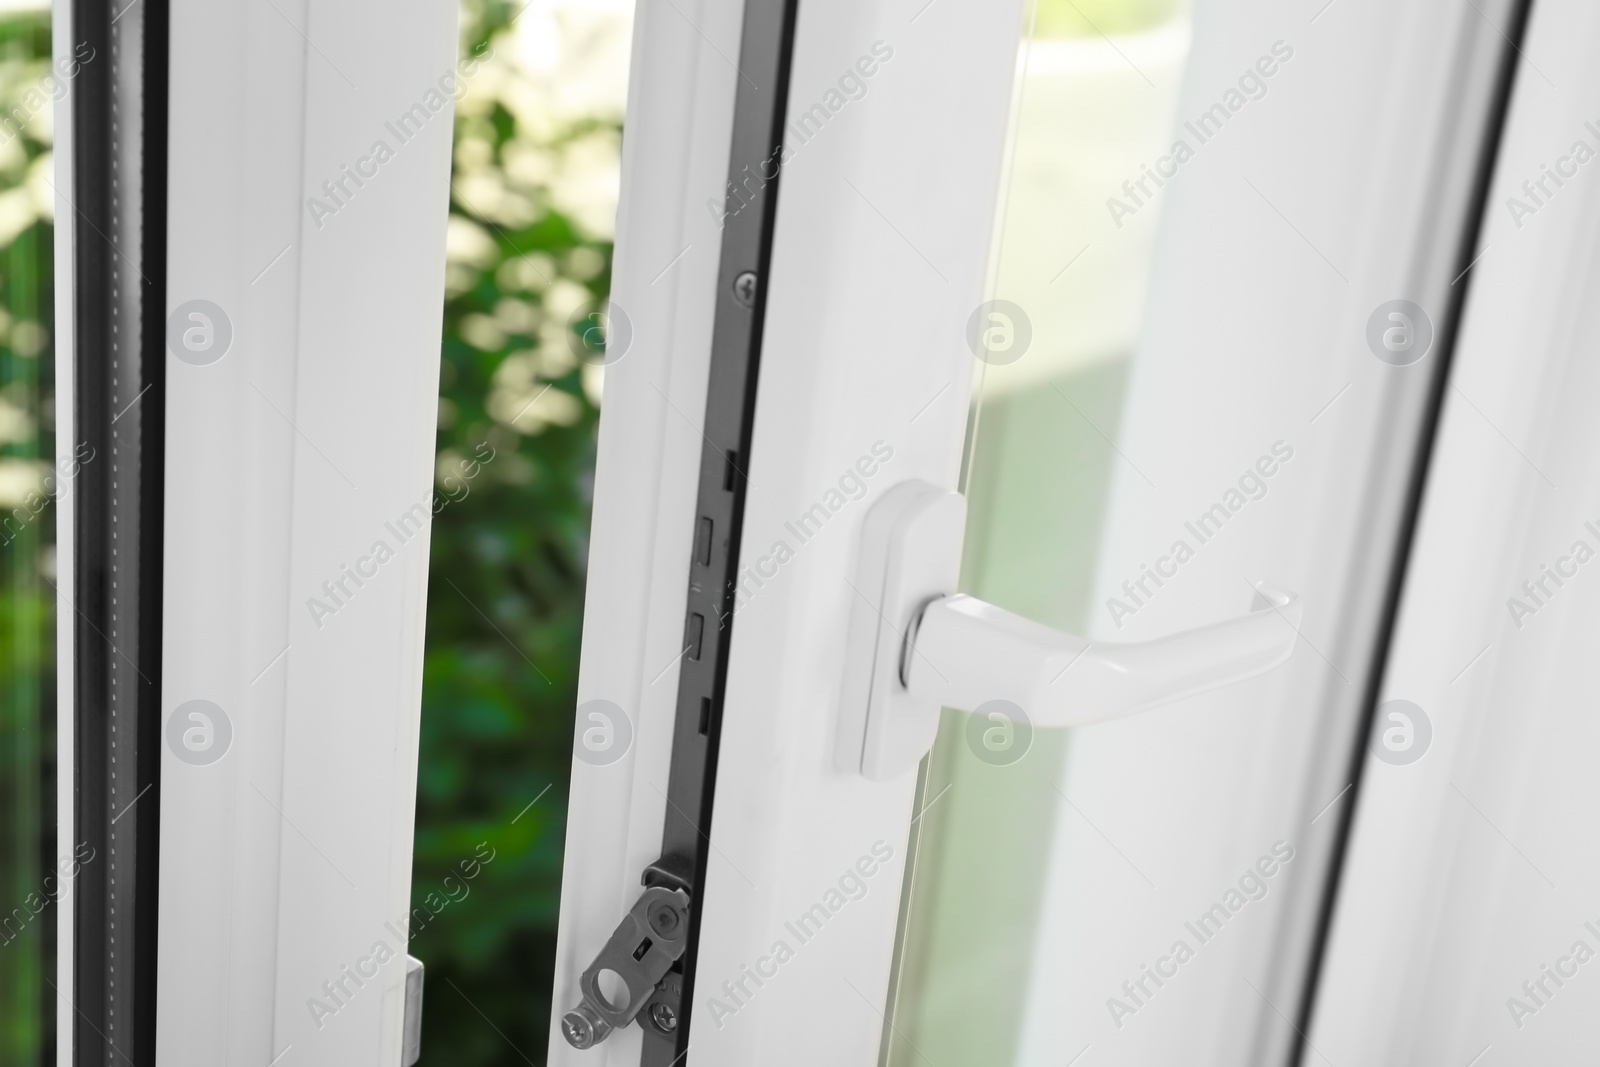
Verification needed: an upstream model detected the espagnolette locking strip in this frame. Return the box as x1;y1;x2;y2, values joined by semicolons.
560;0;800;1056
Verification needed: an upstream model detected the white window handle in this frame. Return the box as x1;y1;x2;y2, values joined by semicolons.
836;481;1302;780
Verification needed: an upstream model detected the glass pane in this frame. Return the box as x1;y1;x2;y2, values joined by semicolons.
413;0;630;1062
888;2;1192;1062
0;7;58;1065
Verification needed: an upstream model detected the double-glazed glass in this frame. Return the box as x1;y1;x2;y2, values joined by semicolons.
888;3;1193;1062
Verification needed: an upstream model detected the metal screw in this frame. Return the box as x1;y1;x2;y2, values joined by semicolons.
648;903;680;937
732;270;759;308
649;1001;679;1033
562;1004;612;1049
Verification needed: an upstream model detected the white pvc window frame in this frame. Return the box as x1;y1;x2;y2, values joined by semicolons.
551;0;1027;1062
1314;0;1600;1060
55;0;460;1064
555;1;1529;1066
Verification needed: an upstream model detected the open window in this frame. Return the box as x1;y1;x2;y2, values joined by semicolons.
36;0;1599;1065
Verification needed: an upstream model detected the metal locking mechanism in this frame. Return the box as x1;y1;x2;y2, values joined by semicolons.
561;876;692;1050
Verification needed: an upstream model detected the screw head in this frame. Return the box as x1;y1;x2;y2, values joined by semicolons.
561;1004;612;1049
732;270;759;308
648;903;680;938
649;1001;679;1033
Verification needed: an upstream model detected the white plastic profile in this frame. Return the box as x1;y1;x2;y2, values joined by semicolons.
837;481;1303;780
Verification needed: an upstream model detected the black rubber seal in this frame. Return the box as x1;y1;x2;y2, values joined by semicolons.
70;0;167;1062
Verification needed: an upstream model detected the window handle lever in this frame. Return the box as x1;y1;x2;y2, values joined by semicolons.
904;585;1300;726
836;481;1301;781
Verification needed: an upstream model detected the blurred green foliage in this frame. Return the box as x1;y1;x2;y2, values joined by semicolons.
0;11;58;1067
412;1;615;1061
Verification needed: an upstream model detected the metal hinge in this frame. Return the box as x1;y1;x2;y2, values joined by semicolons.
561;859;693;1050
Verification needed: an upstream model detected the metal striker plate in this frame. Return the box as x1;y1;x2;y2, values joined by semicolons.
561;886;692;1049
